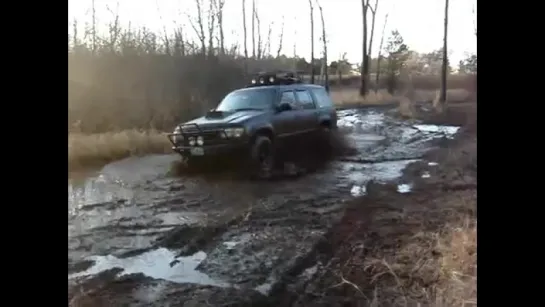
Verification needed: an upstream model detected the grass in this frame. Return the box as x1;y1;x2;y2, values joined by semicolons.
68;130;171;172
331;88;474;107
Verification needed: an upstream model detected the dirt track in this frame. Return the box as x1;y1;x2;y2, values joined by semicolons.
68;106;461;306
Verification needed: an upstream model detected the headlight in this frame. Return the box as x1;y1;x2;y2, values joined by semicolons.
222;127;245;138
196;136;204;146
188;137;196;146
172;126;184;143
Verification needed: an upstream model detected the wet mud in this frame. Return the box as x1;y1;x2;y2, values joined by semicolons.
68;107;460;306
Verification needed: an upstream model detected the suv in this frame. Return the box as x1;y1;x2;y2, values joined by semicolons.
167;71;337;179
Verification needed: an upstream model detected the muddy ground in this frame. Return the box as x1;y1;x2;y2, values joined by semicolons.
68;104;465;306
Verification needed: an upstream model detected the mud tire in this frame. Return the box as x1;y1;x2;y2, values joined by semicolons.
249;135;275;180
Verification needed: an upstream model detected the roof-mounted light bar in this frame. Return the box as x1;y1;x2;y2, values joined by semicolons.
247;70;303;87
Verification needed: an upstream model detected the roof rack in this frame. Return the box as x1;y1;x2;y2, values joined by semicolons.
246;70;303;87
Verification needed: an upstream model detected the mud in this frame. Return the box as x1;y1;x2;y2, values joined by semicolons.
68;107;460;306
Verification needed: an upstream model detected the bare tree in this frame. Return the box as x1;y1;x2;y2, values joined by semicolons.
375;12;388;93
316;0;328;92
92;0;97;54
265;23;273;57
251;0;256;58
308;0;315;83
293;16;298;71
216;0;226;55
242;0;249;72
155;0;171;55
255;6;263;59
367;0;379;67
276;16;285;58
173;26;186;56
359;0;369;96
207;0;216;57
188;0;206;55
105;3;121;52
439;0;449;105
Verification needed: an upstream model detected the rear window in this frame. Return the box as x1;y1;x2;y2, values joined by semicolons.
310;87;333;108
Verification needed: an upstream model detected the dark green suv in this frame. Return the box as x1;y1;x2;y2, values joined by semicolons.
167;72;338;178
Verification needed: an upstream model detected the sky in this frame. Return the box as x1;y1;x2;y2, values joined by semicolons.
68;0;476;65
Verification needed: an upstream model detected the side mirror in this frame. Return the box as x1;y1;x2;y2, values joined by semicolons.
277;103;292;112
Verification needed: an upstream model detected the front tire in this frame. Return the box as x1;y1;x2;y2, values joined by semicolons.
249;135;275;180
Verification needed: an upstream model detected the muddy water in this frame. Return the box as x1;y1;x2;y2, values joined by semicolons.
68;108;460;305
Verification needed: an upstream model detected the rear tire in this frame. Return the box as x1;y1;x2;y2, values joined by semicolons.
249;135;275;180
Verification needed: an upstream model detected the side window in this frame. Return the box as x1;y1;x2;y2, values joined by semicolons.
295;90;316;109
279;91;298;110
310;88;334;108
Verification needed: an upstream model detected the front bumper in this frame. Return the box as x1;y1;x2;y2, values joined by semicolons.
167;123;252;159
169;141;249;157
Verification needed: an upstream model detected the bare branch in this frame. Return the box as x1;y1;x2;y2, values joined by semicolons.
315;0;328;91
242;0;249;73
155;0;171;54
255;4;262;59
308;0;315;83
276;16;285;58
251;0;256;58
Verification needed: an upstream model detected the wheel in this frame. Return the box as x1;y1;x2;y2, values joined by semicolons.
316;124;338;157
249;135;275;179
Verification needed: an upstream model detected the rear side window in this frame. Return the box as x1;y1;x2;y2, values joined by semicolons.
310;88;334;108
295;90;316;109
280;91;298;109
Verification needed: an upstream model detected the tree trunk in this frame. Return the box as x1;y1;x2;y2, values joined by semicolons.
217;0;225;55
251;0;256;59
309;0;315;84
359;0;369;96
368;0;378;87
242;0;248;73
368;0;378;60
439;0;449;105
375;13;388;93
276;16;284;58
316;0;328;92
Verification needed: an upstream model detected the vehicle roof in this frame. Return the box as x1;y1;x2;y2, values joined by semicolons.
234;83;325;93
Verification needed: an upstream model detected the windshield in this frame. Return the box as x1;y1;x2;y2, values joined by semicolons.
215;88;275;112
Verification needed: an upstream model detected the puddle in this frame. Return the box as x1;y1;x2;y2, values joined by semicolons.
413;124;460;136
350;185;367;197
337;110;385;133
69;248;229;287
397;183;413;193
400;124;460;142
344;159;420;185
255;281;274;295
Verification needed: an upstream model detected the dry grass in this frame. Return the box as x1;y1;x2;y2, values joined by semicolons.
68;130;171;171
355;190;477;307
331;88;473;107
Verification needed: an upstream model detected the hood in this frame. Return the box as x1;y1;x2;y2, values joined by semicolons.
185;110;266;127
